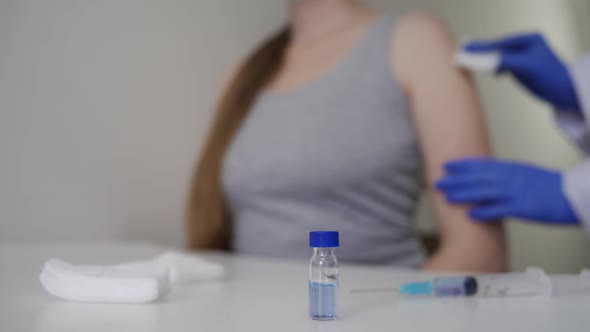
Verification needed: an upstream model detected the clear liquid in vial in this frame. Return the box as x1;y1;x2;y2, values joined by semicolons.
309;281;338;320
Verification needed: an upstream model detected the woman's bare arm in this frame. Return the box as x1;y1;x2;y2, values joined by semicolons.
391;12;507;272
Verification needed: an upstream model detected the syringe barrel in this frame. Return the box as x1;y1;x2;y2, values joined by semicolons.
475;267;551;297
432;276;478;297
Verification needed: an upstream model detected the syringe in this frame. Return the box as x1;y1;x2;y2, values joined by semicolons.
350;267;590;298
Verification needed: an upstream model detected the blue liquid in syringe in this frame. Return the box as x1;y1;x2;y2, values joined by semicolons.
309;281;338;320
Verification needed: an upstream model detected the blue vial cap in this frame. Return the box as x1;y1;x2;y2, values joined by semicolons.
309;231;339;248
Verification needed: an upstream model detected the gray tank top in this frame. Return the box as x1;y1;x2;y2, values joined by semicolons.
222;15;425;266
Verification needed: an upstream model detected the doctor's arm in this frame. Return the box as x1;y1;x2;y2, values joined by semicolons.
561;54;590;233
552;53;590;155
460;35;590;232
391;13;507;272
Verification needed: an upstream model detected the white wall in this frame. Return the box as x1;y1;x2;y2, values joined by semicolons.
1;0;588;271
0;0;286;245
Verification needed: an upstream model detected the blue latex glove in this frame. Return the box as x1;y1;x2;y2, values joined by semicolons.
436;158;578;224
465;33;580;112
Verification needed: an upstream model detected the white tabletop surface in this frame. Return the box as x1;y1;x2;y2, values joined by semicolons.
1;242;589;332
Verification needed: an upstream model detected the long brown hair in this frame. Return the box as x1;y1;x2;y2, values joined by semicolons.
186;28;291;250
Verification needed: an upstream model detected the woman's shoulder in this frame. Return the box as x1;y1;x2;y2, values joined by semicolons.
389;11;456;86
391;10;455;56
393;11;450;35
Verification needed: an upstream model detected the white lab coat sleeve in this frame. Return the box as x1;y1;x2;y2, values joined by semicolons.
563;159;590;234
554;53;590;233
554;53;590;155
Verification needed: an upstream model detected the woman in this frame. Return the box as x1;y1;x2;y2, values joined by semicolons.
187;0;506;271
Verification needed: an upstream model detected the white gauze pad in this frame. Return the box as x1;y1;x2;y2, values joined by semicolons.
40;259;169;303
39;251;225;304
454;42;501;73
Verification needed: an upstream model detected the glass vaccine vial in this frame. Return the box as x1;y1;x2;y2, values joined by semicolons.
309;231;339;320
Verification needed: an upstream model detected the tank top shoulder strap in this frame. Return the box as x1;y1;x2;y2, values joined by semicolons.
349;14;399;78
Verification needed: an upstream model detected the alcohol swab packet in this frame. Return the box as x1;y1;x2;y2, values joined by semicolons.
117;251;226;285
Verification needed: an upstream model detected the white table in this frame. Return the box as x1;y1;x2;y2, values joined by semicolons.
1;242;589;332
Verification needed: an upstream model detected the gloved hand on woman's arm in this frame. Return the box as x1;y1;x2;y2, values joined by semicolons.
436;158;579;225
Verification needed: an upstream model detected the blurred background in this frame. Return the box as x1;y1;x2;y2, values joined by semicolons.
1;0;589;272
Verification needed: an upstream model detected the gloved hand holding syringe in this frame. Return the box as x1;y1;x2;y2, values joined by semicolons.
350;267;590;298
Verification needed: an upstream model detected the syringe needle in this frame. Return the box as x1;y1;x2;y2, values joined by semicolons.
349;287;398;293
